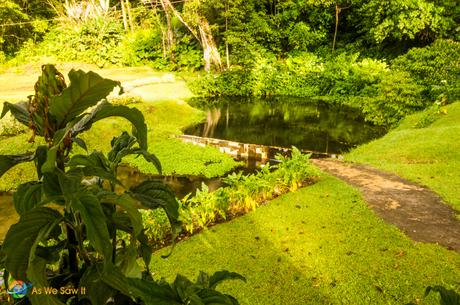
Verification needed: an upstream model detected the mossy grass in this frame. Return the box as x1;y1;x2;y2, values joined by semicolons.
347;101;460;210
151;176;459;305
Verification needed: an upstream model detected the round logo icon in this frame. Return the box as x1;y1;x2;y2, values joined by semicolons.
7;279;32;299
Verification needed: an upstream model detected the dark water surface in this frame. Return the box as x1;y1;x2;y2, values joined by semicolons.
185;97;386;154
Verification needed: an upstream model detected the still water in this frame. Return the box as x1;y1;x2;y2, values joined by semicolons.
185;97;386;154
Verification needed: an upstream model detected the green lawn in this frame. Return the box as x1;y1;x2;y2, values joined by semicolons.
347;102;460;210
149;102;460;304
151;175;459;305
0;64;193;103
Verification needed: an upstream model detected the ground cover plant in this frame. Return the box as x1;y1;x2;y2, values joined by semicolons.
139;148;319;245
347;101;460;211
0;65;244;304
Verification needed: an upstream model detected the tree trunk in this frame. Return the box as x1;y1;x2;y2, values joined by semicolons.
159;0;175;61
120;0;128;31
159;0;223;71
225;0;230;69
332;3;340;51
126;0;134;31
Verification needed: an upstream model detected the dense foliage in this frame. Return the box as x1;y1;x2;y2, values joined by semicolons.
0;65;244;304
1;1;459;124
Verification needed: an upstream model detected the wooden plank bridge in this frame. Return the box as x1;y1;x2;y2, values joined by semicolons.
177;135;342;165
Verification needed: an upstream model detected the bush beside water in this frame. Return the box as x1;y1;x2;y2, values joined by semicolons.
189;39;460;126
139;148;319;246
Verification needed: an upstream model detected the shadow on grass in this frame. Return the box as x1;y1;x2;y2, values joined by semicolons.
150;176;460;305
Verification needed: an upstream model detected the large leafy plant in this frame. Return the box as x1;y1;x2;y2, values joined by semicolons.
0;65;244;305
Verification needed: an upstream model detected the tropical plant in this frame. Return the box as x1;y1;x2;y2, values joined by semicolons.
0;65;244;305
407;285;460;305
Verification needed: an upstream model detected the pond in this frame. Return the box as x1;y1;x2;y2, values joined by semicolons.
185;97;387;155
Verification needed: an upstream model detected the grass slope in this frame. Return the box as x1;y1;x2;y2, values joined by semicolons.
151;176;459;305
347;102;460;210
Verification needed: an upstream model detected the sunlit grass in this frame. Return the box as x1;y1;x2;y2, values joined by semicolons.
347;102;460;210
0;64;193;103
151;176;459;305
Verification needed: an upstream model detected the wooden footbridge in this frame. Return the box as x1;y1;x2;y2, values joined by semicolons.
178;135;342;166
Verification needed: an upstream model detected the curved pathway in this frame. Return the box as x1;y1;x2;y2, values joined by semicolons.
311;159;460;253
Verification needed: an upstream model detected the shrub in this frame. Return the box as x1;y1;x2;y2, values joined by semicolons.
140;148;319;242
14;18;124;67
392;39;460;101
357;70;425;125
0;65;243;304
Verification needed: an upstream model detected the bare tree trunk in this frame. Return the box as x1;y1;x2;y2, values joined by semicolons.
332;4;340;51
126;0;134;31
332;3;349;51
198;20;222;71
121;0;128;31
159;0;223;71
159;0;175;61
225;0;230;69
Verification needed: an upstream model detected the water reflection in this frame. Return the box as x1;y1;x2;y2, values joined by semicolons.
186;97;386;154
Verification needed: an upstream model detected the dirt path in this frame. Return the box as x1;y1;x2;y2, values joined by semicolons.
312;159;460;253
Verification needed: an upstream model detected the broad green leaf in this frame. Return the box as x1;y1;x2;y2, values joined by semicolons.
126;277;180;305
49;69;120;127
72;194;112;259
1;207;62;280
42;172;63;200
208;271;246;289
108;131;137;162
130;149;162;174
1;101;30;127
0;153;34;179
72;102;148;150
57;169;83;201
116;237;142;278
99;193;142;236
80;264;116;305
173;274;199;303
34;146;48;179
27;257;66;305
198;289;240;305
69;152;121;185
130;180;179;219
137;230;152;270
101;263;133;297
27;215;66;305
41;146;58;173
129;180;182;253
72;137;87;151
13;182;43;215
35;241;65;264
425;286;460;305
